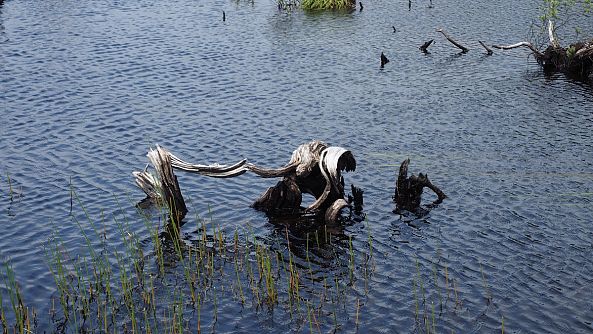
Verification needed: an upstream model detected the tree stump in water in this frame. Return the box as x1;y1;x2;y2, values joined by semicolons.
133;141;358;227
393;158;446;213
133;147;187;225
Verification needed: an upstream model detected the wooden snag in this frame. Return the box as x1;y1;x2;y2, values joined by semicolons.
348;184;364;213
491;21;593;81
133;146;187;226
436;28;469;53
134;141;358;225
251;175;302;214
478;40;493;55
420;39;434;54
381;52;390;68
393;158;446;213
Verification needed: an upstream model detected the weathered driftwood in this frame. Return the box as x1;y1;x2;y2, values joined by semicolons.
393;159;446;213
491;42;543;57
492;20;593;81
133;147;188;225
436;28;469;53
134;141;357;226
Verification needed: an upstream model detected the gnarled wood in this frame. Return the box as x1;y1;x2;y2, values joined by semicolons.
134;146;187;225
394;158;446;213
134;141;358;225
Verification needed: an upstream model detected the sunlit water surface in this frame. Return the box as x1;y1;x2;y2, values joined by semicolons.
1;0;592;332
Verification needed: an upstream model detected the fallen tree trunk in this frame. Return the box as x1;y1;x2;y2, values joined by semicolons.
393;159;446;213
133;141;358;226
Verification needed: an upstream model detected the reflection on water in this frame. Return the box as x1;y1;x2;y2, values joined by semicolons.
1;0;593;332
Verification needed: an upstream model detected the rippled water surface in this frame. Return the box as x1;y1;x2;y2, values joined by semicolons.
1;0;593;332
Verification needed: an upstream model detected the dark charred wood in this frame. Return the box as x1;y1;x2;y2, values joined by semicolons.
436;28;469;53
393;158;446;213
419;39;434;54
348;184;364;213
381;52;390;68
252;175;302;214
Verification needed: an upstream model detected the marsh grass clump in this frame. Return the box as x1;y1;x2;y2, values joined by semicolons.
0;183;380;333
300;0;355;11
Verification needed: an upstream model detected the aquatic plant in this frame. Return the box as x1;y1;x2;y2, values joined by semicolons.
0;183;500;333
300;0;355;11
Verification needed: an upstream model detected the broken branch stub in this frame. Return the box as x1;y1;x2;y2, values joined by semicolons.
436;28;469;53
136;146;188;225
394;158;446;213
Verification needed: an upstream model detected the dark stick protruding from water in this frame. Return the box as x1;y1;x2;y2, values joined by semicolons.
436;28;469;53
392;26;397;33
359;1;363;11
419;39;434;53
479;40;493;55
223;10;226;22
408;0;411;10
380;52;390;68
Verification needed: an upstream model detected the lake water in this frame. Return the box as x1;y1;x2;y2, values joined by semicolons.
1;0;592;332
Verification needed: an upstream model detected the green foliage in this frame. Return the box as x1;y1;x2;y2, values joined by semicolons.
540;0;593;21
300;0;355;10
566;45;577;58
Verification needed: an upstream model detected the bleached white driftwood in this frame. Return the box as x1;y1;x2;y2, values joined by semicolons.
548;19;560;49
491;42;544;58
134;140;357;225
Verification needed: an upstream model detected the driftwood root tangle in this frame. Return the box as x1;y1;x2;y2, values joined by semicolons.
394;158;446;213
134;141;358;225
492;20;593;81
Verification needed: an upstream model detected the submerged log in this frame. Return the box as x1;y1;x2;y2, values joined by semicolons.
134;141;358;225
393;158;446;213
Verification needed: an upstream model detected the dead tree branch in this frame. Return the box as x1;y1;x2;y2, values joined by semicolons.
478;40;493;55
436;28;469;53
394;158;446;213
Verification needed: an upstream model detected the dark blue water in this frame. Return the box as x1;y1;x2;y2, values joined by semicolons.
1;0;592;332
